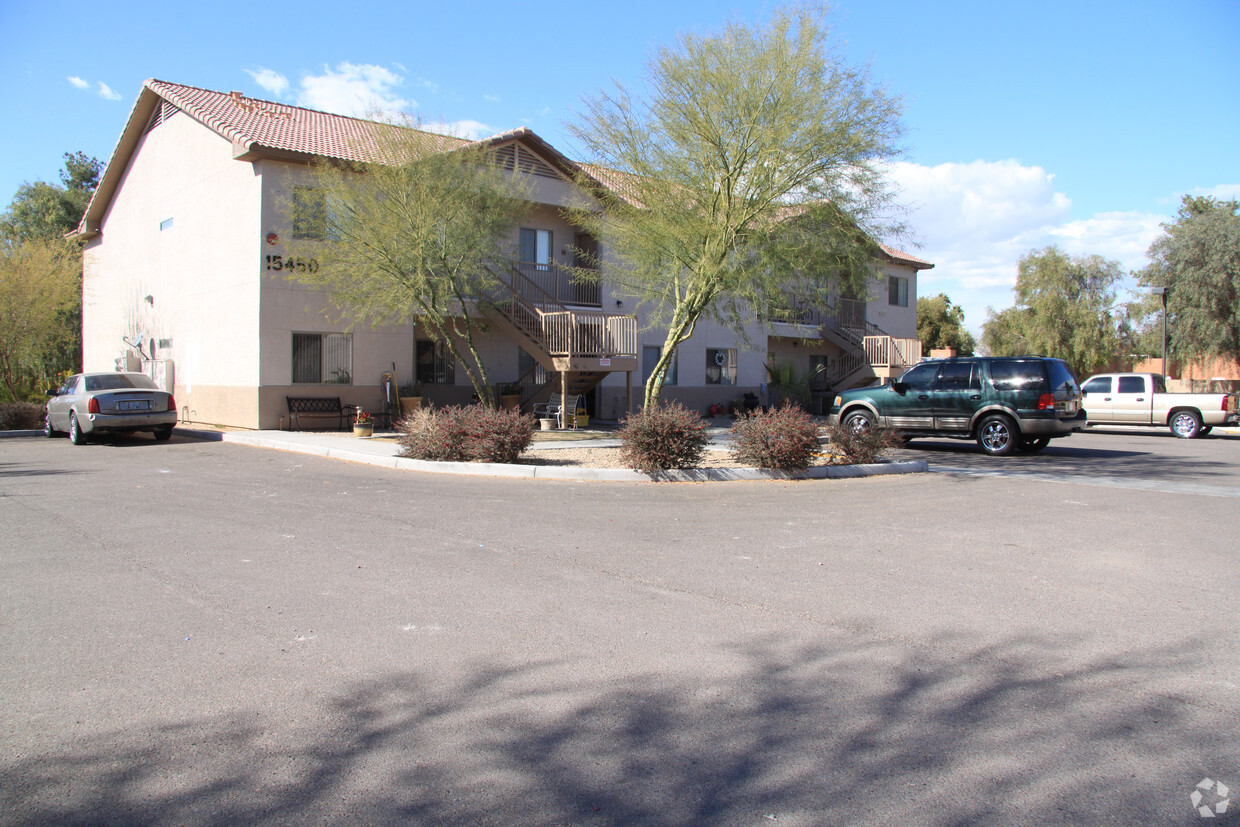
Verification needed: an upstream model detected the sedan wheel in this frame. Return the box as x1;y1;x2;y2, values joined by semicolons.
69;413;87;445
977;415;1018;456
1170;410;1202;439
43;412;57;438
154;426;173;441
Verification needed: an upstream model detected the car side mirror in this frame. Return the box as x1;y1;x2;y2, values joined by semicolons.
892;382;908;394
46;388;57;397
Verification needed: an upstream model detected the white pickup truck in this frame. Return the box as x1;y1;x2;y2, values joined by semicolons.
1080;372;1239;438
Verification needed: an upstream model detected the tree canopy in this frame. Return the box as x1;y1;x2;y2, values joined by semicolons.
917;293;976;355
981;247;1124;377
0;152;101;399
1139;195;1240;368
569;6;904;406
285;121;531;406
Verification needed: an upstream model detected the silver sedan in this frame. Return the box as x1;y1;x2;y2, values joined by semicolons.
45;372;177;444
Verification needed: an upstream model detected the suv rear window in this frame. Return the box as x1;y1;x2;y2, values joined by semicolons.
1045;360;1080;394
989;360;1047;391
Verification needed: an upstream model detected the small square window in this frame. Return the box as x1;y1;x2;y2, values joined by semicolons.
159;218;174;231
706;348;736;385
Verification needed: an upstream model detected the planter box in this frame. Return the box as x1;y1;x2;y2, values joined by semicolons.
399;397;422;415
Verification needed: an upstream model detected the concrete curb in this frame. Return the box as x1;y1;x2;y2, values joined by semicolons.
187;428;928;483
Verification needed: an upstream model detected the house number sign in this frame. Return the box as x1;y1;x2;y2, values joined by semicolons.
264;254;320;274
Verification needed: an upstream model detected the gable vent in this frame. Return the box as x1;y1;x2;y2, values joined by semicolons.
143;100;179;134
493;143;561;180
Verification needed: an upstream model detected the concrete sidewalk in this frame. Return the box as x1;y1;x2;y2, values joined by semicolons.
177;426;929;483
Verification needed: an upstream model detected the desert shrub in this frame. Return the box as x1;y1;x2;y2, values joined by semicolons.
396;405;534;463
0;401;44;430
729;404;821;473
464;406;536;464
619;402;709;474
823;421;903;465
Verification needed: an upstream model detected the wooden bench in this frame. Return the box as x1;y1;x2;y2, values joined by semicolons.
286;396;350;431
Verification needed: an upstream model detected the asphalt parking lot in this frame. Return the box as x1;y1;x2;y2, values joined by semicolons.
1;428;1237;825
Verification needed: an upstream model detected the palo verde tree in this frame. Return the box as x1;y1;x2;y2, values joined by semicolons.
1139;195;1240;368
981;246;1124;377
569;6;904;407
285;119;532;407
917;292;976;355
0;152;102;399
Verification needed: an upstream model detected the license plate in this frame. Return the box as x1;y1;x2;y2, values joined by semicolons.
1064;400;1078;414
118;400;151;411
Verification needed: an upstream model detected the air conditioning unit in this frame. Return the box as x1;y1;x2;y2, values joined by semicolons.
115;352;141;372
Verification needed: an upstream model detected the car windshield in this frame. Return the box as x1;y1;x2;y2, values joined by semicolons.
85;374;158;392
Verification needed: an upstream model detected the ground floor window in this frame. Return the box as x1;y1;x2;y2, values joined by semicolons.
642;345;677;386
416;339;456;384
706;348;736;385
292;332;352;384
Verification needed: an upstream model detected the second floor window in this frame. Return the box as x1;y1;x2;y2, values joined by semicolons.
519;228;553;269
888;275;909;307
292;186;338;240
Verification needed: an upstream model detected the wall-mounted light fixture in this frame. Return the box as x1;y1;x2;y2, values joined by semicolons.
615;299;623;308
144;295;154;306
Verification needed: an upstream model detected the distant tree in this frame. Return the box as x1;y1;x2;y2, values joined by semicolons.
981;247;1124;376
0;238;80;400
569;6;904;407
1139;195;1240;368
285;120;531;407
917;293;976;355
1;152;102;245
0;152;101;398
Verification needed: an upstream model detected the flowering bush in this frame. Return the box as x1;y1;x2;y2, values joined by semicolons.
823;420;903;465
729;404;821;473
396;405;534;463
0;402;44;430
619;402;709;474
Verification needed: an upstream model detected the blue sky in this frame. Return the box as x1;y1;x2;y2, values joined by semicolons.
3;0;1237;334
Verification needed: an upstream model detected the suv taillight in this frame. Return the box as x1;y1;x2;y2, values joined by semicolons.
167;395;176;413
1037;393;1056;410
88;397;100;414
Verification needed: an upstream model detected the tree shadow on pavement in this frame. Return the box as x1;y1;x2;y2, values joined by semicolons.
0;636;1232;826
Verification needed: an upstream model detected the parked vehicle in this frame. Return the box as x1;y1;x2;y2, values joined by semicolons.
1080;373;1239;438
45;372;177;444
828;356;1085;456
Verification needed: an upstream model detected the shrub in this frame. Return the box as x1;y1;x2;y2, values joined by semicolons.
396;405;535;463
619;402;709;474
823;421;903;465
729;404;821;473
0;401;44;430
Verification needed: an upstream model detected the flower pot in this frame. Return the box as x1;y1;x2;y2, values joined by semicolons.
539;418;556;431
353;424;374;438
399;396;422;415
501;394;521;411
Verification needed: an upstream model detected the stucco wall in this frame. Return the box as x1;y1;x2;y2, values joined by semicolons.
83;108;264;425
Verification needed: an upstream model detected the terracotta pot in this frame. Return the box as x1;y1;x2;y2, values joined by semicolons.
501;394;521;411
399;396;422;415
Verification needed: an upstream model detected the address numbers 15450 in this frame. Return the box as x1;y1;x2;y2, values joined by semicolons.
265;255;320;274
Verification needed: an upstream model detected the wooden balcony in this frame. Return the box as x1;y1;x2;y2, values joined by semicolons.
515;261;600;307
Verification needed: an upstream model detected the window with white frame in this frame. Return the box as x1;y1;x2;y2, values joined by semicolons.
519;228;553;268
292;186;339;240
292;332;352;384
416;339;456;384
888;275;909;307
642;345;677;386
705;348;736;385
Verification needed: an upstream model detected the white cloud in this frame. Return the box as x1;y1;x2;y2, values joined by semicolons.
1189;184;1240;203
421;119;493;140
68;76;89;89
295;62;413;116
483;93;501;103
246;67;289;96
97;82;122;101
889;159;1169;335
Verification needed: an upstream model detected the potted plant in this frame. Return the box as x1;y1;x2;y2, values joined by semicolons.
399;384;422;414
498;382;522;411
353;409;374;437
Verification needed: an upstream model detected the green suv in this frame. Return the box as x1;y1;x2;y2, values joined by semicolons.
828;357;1086;455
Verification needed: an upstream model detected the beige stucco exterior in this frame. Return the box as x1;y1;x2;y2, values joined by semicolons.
80;82;929;429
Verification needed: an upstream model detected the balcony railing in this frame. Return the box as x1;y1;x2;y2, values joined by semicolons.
513;262;600;307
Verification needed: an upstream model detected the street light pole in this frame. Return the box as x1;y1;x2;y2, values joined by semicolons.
1151;287;1168;378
